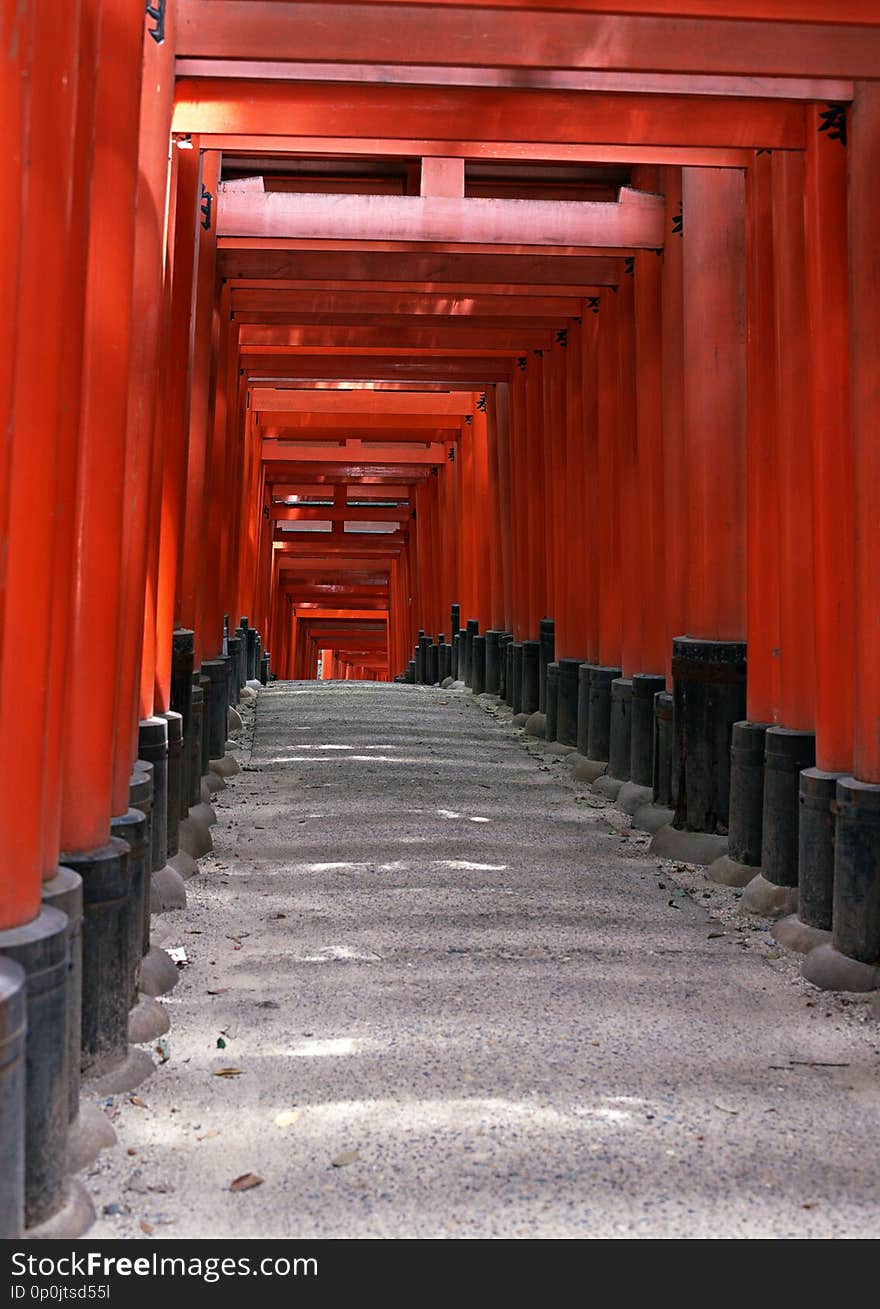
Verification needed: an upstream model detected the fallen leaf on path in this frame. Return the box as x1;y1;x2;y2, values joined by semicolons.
331;1149;360;1168
207;988;228;996
216;1038;226;1049
714;1102;739;1114
140;1220;154;1235
213;1067;243;1078
230;1172;264;1193
197;1128;221;1141
274;1110;301;1128
129;1095;149;1109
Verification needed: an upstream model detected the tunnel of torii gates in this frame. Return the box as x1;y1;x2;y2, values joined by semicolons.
1;0;880;1239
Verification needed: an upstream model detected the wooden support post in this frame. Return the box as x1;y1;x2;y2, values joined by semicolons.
680;167;747;643
771;150;816;732
805;106;854;776
59;0;146;852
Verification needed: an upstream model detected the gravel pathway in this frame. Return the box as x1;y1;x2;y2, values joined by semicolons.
84;681;880;1239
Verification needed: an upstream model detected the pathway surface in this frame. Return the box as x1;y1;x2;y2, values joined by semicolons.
87;682;880;1239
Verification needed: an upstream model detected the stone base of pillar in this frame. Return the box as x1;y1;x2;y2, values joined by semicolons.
801;942;879;993
228;705;244;733
707;854;758;888
523;711;546;738
83;1046;154;1096
616;781;653;816
740;872;798;919
128;994;170;1044
511;712;529;728
178;816;213;859
190;800;217;828
440;677;454;690
592;775;624;801
25;1178;94;1241
0;957;26;1238
169;849;199;880
649;824;728;865
151;866;187;913
772;915;831;955
66;1102;117;1175
139;947;179;998
631;803;675;835
570;754;607;784
211;754;240;778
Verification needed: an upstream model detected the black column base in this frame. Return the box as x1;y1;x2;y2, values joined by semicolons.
520;640;540;716
510;643;524;715
484;631;502;695
708;721;770;888
226;635;242;704
555;659;581;747
795;766;841;934
110;808;148;1010
743;727;817;919
427;641;440;687
576;663;591;756
471;635;486;694
545;663;560;743
652;691;674;807
538;618;555;714
464;619;479;688
58;839;130;1081
630;674;666;786
40;869;83;1125
587;665;621;764
669;636;746;834
138;717;168;876
203;658;229;761
0;907;70;1229
0;956;26;1237
162;710;183;859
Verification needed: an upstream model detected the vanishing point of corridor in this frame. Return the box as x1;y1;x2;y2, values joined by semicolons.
85;683;880;1240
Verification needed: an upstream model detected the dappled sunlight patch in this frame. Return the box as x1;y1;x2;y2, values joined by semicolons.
432;860;508;872
270;1037;361;1059
293;944;383;964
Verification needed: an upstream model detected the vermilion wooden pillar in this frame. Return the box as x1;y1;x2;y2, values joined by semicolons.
59;0;145;853
524;358;546;637
470;400;493;629
41;0;103;880
179;150;221;666
154;141;201;716
509;371;529;640
616;274;640;679
560;319;587;660
805;107;854;776
541;347;562;645
771;151;816;733
660;168;685;685
494;383;515;633
633;250;666;677
848;83;880;787
0;0;75;923
596;292;622;668
744;151;781;726
680;167;747;642
579;309;600;663
112;9;177;811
